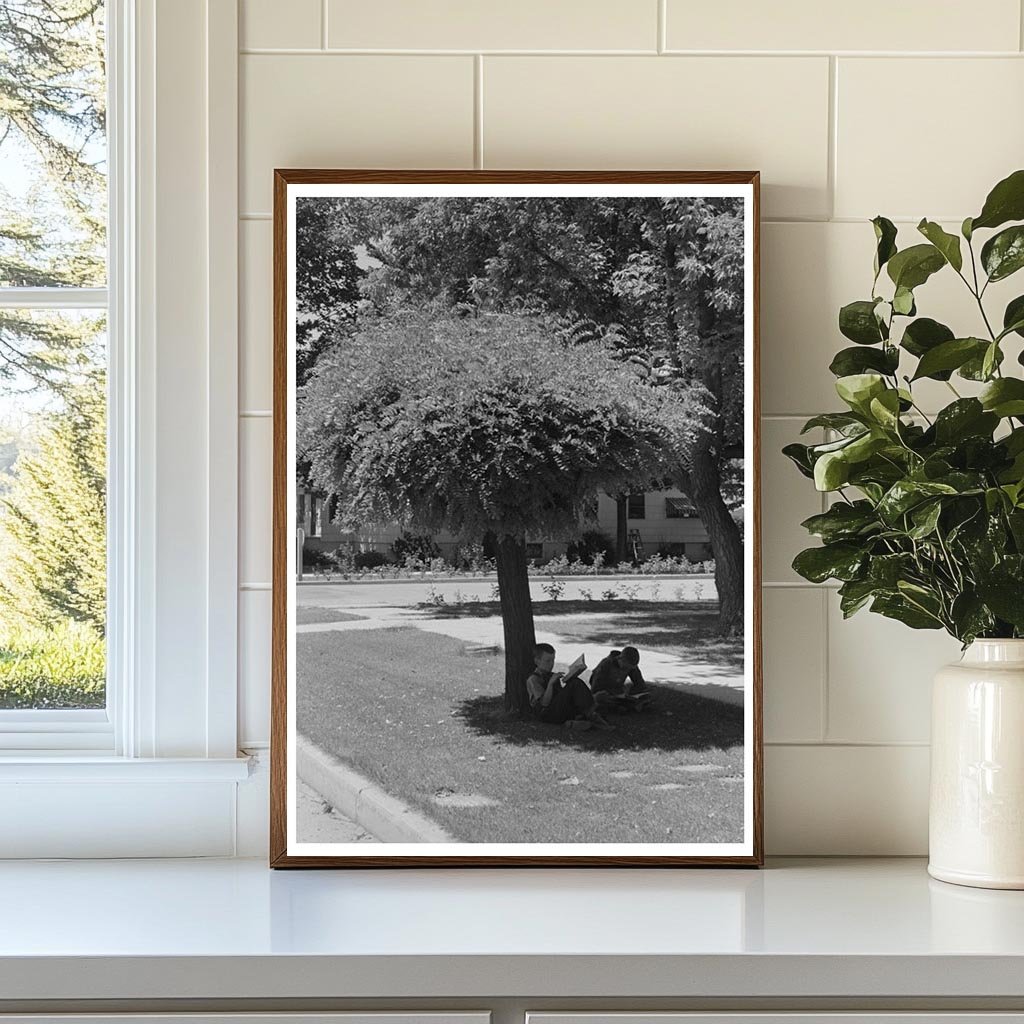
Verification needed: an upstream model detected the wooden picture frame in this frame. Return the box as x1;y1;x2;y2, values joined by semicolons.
271;170;762;867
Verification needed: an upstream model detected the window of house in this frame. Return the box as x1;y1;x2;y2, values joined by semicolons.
0;1;108;716
665;496;697;518
626;493;646;519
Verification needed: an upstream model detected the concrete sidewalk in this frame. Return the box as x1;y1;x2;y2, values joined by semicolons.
297;606;744;707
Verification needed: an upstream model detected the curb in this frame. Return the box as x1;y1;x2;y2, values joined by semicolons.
298;573;715;587
296;735;454;844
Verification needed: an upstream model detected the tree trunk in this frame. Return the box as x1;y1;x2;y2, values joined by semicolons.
681;443;745;635
614;495;628;565
494;532;537;715
661;202;745;635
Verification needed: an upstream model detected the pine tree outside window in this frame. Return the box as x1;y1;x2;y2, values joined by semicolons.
0;2;109;722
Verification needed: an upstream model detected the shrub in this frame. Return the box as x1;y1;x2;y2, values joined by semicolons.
638;552;693;574
454;541;494;573
353;550;388;569
540;578;566;601
0;620;105;709
566;530;616;566
302;546;336;571
392;533;440;563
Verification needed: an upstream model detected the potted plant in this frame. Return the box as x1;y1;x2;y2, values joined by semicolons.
785;169;1024;889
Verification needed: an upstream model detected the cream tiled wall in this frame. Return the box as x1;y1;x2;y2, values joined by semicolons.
236;0;1024;853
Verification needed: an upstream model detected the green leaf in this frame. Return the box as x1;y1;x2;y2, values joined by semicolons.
908;500;942;539
976;578;1024;629
829;345;899;378
982;341;1000;381
814;450;851;491
792;542;866;584
872;216;898;277
892;286;916;316
950;592;995;644
835;373;886;413
782;442;815;479
800;413;865;434
970;169;1024;232
900;317;955;359
800;501;879;543
869;552;915;587
868;389;902;430
839;299;887;345
981;225;1024;282
962;216;974;241
980;378;1024;418
911;337;988;381
933;399;999;444
1003;295;1024;340
960;343;1004;381
887;243;946;291
877;479;958;523
917;219;963;272
871;594;943;630
838;578;881;618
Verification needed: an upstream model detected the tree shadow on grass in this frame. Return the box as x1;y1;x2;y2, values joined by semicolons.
453;682;744;755
419;600;743;673
546;606;744;673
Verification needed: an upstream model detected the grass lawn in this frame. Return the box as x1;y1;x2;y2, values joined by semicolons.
297;626;744;844
296;606;367;625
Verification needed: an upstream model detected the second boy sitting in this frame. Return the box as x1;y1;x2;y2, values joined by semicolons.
589;646;653;712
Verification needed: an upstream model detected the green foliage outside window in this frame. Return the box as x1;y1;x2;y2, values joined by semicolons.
0;1;107;707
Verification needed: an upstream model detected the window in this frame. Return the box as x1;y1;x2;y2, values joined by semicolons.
626;493;646;519
0;1;108;715
665;496;697;519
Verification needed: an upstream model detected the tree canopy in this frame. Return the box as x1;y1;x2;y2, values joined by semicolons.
300;312;700;541
309;194;749;629
299;310;703;707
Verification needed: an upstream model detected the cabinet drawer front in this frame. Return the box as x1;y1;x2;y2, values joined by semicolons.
0;1016;490;1024
528;1016;1024;1024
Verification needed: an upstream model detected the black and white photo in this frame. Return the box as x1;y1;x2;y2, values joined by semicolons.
272;171;762;867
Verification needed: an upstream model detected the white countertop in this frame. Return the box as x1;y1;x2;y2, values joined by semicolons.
2;857;1023;1002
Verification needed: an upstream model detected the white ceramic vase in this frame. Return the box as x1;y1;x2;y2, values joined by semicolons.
929;639;1024;889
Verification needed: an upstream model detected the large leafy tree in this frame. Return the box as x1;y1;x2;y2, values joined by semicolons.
0;0;106;394
299;312;700;712
322;196;748;632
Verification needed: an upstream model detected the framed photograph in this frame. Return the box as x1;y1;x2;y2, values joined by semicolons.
271;170;762;867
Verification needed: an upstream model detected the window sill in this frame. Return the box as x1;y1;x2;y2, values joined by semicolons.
0;754;252;782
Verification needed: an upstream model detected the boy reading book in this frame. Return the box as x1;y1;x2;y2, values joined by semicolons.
589;646;653;711
526;643;612;731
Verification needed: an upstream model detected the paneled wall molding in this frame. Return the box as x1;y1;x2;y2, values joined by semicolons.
234;0;1024;855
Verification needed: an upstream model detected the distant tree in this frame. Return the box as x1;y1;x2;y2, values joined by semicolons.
299;312;700;713
329;196;749;632
0;375;106;633
0;0;106;395
294;197;363;387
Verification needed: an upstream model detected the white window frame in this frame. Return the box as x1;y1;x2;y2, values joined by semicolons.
0;0;248;858
0;6;121;751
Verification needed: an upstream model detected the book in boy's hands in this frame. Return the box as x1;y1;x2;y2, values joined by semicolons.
563;654;586;681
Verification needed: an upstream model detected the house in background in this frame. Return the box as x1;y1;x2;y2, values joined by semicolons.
298;486;714;567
